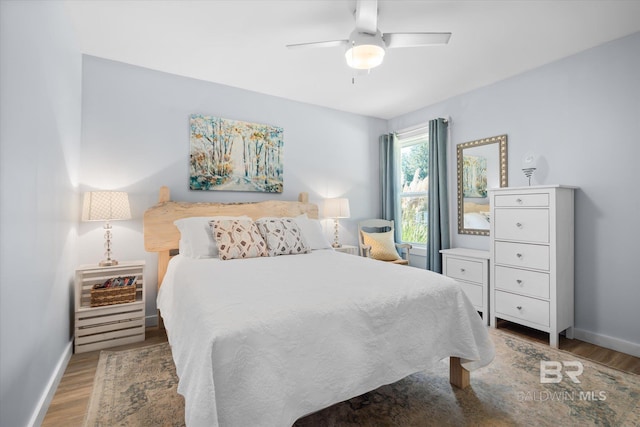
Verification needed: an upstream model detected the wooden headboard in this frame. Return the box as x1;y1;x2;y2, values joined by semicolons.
143;186;319;286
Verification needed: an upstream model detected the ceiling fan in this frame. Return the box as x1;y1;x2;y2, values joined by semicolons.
286;0;451;70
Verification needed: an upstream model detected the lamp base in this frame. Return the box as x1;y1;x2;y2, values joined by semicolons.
99;259;119;267
332;218;342;248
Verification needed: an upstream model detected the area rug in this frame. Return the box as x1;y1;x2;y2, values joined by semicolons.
84;329;640;426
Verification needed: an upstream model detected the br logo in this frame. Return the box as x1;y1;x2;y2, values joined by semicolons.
540;361;584;383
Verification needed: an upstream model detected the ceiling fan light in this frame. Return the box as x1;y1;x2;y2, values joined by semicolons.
345;30;386;70
345;44;385;69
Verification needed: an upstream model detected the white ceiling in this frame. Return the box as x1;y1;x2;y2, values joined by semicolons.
64;0;640;120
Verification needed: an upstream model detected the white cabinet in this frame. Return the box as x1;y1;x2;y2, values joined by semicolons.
440;248;490;325
489;186;575;348
74;261;146;353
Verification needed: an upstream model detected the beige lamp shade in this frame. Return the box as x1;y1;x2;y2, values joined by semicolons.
324;198;350;219
82;191;131;221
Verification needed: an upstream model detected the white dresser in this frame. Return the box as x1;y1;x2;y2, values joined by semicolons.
441;248;490;325
489;185;576;348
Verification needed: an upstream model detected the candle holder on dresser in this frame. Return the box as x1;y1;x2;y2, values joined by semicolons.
521;152;537;186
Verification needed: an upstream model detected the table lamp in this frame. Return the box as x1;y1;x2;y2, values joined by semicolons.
324;198;350;248
82;191;131;266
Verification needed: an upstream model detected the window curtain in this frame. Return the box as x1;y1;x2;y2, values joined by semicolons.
379;133;399;241
426;118;450;273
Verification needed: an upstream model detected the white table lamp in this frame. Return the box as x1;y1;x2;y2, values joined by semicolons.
324;198;350;248
82;191;131;266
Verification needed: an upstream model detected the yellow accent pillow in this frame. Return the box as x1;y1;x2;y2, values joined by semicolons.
361;230;401;261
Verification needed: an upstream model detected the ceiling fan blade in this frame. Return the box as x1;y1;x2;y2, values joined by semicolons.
383;32;452;48
286;40;348;50
355;0;378;35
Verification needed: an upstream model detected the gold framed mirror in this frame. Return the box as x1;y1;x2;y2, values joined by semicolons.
457;134;508;236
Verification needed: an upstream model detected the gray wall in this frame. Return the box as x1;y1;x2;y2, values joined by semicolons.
389;31;640;355
0;2;82;426
78;56;387;322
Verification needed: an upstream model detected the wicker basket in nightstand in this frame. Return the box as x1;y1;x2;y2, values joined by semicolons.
90;283;137;307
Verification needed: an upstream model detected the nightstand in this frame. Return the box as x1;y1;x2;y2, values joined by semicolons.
333;244;359;256
74;261;146;353
440;248;490;325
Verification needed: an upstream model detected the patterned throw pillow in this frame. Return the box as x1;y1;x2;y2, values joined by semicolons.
174;216;251;259
360;230;401;261
210;219;268;260
255;218;310;257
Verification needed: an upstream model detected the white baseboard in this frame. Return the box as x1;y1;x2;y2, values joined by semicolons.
28;340;73;427
573;328;640;358
145;313;159;327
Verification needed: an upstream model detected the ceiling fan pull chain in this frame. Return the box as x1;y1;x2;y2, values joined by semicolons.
351;41;356;84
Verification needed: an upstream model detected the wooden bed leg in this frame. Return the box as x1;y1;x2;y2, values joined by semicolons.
450;357;470;389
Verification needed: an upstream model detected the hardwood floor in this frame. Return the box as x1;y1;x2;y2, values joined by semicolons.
42;328;168;427
42;324;640;427
496;319;640;375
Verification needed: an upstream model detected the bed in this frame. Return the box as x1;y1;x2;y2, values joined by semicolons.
144;186;494;426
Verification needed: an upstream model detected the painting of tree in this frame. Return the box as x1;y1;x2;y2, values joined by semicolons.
189;114;284;192
462;155;487;198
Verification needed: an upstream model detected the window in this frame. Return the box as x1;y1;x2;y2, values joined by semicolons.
397;133;428;245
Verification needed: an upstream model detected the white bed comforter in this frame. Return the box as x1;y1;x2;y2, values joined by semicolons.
158;249;494;427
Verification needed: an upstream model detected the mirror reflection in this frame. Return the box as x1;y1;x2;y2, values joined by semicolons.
457;135;508;236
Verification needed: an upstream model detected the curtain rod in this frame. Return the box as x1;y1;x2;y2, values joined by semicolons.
394;117;449;137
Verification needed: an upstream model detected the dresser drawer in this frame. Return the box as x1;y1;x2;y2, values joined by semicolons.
495;291;550;327
494;266;550;299
494;241;550;271
445;257;484;284
458;281;483;309
494;193;549;207
494;208;549;243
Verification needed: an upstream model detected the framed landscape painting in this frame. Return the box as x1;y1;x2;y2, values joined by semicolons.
189;114;284;193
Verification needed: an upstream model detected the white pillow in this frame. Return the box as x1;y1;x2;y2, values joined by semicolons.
174;216;250;258
293;213;332;250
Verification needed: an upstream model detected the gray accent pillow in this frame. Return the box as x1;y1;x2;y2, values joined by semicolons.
255;218;311;257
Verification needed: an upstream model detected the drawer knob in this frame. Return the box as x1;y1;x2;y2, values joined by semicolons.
460;268;466;273
516;305;523;310
516;279;523;285
516;198;523;204
516;253;523;258
516;222;523;228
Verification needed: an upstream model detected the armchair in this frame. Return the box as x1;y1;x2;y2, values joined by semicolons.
358;219;412;265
